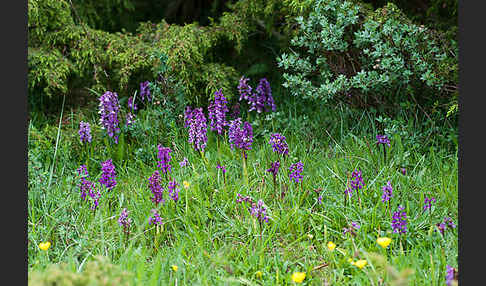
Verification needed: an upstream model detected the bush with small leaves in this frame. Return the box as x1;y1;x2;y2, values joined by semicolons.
277;0;457;116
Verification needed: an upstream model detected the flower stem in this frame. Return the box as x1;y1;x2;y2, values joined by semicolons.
273;175;276;194
217;136;220;155
356;187;362;209
383;145;387;165
242;151;249;187
200;150;209;166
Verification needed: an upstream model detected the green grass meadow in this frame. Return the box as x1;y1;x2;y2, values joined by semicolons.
28;92;457;285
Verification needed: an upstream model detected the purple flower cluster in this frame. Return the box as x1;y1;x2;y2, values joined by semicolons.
77;165;92;200
77;165;89;177
236;193;253;204
98;91;121;143
157;145;172;174
350;170;365;191
99;159;117;191
391;205;407;234
228;118;253;151
184;106;192;127
250;200;270;223
179;157;189;167
423;197;436;211
76;165;89;200
344;187;353;198
269;133;289;156
446;265;457;286
238;76;252;101
238;76;276;113
167;180;180;202
236;194;269;223
148;171;164;205
216;163;226;174
140;81;151;102
125;112;135;127
443;217;456;229
78;121;92;144
128;96;137;111
76;165;101;210
343;221;360;236
184;106;193;128
436;223;446;234
436;217;456;234
376;134;390;147
345;169;365;197
400;167;407;175
118;208;132;234
252;78;275;113
289;161;304;183
381;181;393;202
266;161;280;178
89;189;101;210
208;89;229;135
248;87;266;113
148;209;163;225
187;107;208;152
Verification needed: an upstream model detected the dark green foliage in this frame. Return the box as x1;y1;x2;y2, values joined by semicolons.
71;0;232;33
71;0;136;32
28;0;74;42
277;0;458;118
28;48;73;97
28;5;154;100
363;0;458;34
27;0;248;108
135;21;241;104
28;0;458;129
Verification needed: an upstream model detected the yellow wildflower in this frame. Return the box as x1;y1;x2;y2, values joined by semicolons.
327;241;336;251
376;237;392;249
348;258;355;265
171;265;178;272
183;181;190;189
38;241;51;251
255;271;263;279
291;272;306;283
354;259;367;269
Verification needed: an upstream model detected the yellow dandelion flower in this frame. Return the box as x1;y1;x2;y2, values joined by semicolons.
327;241;336;251
38;241;51;251
171;265;178;272
348;258;355;265
354;259;367;269
255;271;263;279
291;272;306;283
376;237;392;249
183;181;190;189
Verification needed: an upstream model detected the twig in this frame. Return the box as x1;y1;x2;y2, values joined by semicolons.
312;262;330;271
